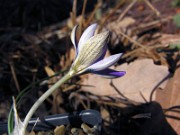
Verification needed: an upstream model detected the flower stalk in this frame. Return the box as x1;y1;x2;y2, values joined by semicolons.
21;72;73;135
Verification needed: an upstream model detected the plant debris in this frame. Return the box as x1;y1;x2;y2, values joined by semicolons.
0;0;180;134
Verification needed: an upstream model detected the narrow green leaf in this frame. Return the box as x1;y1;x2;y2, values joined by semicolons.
8;70;67;134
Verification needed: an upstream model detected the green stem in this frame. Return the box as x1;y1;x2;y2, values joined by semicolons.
21;72;72;135
8;70;67;134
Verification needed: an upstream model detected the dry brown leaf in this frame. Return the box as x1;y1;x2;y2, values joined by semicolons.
81;59;169;102
27;131;36;135
54;125;65;135
108;17;135;29
101;107;110;123
23;34;41;44
69;47;76;62
159;34;180;47
156;63;180;134
44;66;55;77
37;132;46;135
44;66;57;85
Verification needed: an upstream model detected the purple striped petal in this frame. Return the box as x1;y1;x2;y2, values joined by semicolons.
92;68;126;79
78;23;98;52
71;25;78;55
87;53;123;71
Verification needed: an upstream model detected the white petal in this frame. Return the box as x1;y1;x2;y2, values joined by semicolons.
78;23;97;52
11;97;24;135
87;53;123;71
71;25;78;55
70;32;109;75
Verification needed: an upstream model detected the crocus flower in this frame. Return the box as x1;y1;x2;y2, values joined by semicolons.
10;23;126;135
69;23;125;78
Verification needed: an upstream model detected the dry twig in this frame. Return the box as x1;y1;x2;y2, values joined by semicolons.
10;62;20;92
118;0;137;21
144;0;160;16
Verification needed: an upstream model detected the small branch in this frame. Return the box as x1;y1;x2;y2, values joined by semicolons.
134;16;172;30
10;62;20;92
79;0;87;34
118;0;137;21
116;29;145;48
98;0;126;32
144;0;160;16
72;0;77;26
86;2;102;25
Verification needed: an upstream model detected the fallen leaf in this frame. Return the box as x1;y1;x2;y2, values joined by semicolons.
44;66;55;77
159;34;180;47
108;17;135;29
156;62;180;134
81;59;169;102
28;131;35;135
44;66;57;86
54;125;65;135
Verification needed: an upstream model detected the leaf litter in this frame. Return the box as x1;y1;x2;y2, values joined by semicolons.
0;0;180;134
